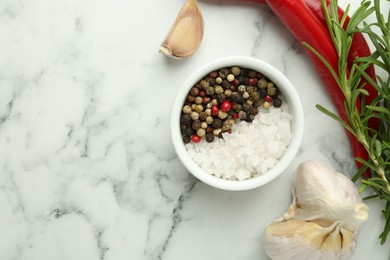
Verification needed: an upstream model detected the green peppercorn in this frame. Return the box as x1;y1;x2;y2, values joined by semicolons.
200;79;209;88
214;85;224;95
233;103;242;112
206;86;215;95
249;92;260;102
242;103;252;113
253;99;262;108
246;99;253;106
273;98;282;107
267;82;275;89
222;119;235;132
249;85;256;93
257;78;267;89
231;66;241;76
219;68;229;78
224;89;232;97
267;87;277;96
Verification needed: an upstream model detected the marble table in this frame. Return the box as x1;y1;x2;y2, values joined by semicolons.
0;0;389;259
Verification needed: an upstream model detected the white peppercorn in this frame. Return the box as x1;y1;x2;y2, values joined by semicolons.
191;111;199;120
227;74;235;82
182;105;192;114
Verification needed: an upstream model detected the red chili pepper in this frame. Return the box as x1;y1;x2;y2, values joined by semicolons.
235;0;377;177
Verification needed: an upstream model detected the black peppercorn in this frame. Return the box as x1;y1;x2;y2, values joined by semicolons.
207;77;216;86
199;111;207;121
231;92;244;104
180;114;192;126
259;88;267;98
238;75;247;85
205;133;214;143
190;87;199;96
192;120;202;130
212;118;223;129
273;98;282;107
183;127;194;137
221;80;230;89
183;135;191;144
217;94;226;103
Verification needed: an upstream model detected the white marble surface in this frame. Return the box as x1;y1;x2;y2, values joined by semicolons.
0;0;389;259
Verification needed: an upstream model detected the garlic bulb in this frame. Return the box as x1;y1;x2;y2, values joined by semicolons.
264;161;368;260
159;0;204;58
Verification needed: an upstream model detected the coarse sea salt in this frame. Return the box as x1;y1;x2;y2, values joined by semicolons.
185;100;293;181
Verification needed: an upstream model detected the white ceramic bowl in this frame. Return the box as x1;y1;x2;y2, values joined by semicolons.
170;56;304;191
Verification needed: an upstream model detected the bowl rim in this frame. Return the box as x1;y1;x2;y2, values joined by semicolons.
170;56;304;191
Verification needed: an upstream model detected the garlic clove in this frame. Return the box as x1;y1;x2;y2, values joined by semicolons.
292;161;368;229
263;161;368;260
264;219;356;260
159;0;204;58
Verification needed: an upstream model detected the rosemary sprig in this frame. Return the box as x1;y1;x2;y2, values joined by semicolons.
304;0;390;244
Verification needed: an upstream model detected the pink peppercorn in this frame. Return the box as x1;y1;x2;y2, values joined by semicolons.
211;105;219;116
248;78;258;86
232;79;239;86
264;95;273;102
191;135;201;143
221;101;232;112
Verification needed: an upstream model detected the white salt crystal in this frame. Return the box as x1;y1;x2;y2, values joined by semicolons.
236;168;251;181
185;99;293;181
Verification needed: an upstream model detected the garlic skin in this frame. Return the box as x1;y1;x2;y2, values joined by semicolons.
159;0;204;58
264;161;368;260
